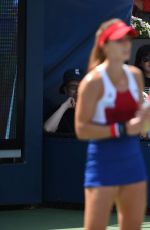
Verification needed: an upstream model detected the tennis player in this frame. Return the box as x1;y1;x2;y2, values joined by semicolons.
75;19;150;230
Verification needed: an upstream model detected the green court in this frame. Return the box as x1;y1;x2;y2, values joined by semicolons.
0;208;150;230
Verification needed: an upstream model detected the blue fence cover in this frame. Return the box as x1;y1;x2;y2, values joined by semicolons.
44;0;133;117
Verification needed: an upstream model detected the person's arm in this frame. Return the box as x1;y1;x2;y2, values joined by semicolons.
44;97;75;132
134;0;150;12
75;72;112;140
134;0;143;10
128;65;150;134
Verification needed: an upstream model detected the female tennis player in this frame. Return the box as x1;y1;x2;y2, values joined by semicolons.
75;19;150;230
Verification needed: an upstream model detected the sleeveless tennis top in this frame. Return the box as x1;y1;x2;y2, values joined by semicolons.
84;65;147;187
92;64;139;125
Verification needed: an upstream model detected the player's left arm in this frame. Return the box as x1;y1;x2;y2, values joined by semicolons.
129;65;150;133
129;65;144;107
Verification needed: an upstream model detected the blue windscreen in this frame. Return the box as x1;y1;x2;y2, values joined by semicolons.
0;0;24;149
44;0;134;117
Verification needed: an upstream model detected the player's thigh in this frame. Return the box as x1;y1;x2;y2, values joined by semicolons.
84;186;119;230
116;181;147;230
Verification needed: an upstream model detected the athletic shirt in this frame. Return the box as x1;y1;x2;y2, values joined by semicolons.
92;64;139;125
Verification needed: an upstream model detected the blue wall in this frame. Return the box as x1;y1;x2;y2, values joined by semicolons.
44;0;134;117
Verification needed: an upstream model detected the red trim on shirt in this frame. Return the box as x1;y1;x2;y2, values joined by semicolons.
110;124;117;138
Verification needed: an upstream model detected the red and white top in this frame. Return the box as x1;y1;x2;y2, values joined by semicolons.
92;64;139;125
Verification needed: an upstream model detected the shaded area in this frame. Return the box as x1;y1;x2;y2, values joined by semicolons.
0;208;150;230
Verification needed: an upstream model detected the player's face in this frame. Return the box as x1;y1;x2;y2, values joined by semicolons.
105;35;132;62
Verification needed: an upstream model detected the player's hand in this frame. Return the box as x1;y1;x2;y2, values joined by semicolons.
126;117;143;135
127;103;150;135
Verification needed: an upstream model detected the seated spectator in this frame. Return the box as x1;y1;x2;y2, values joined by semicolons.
44;68;84;136
135;44;150;94
135;45;150;139
133;0;150;23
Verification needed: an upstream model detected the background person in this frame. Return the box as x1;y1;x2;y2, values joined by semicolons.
135;45;150;139
135;44;150;95
44;68;84;135
133;0;150;23
75;18;150;230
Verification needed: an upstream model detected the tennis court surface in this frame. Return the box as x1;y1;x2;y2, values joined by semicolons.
0;207;150;230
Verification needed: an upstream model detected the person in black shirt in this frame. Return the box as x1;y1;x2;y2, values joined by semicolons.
135;44;150;95
135;45;150;139
44;68;84;135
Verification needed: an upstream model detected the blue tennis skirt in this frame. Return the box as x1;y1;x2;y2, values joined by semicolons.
84;136;147;187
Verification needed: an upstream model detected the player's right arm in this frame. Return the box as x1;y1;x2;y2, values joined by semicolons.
75;71;113;140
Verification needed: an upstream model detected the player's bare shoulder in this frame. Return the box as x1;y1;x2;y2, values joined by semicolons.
79;70;102;91
78;68;103;97
128;65;143;79
128;64;144;90
128;64;143;81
